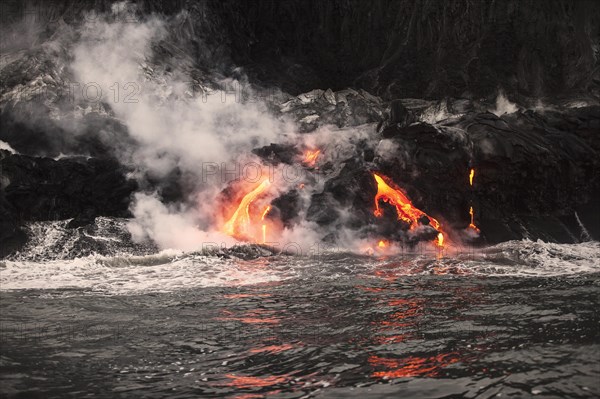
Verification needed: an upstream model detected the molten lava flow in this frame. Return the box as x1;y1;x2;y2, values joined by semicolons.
261;205;271;243
303;149;320;167
378;240;387;248
372;173;445;247
468;206;480;232
261;206;271;220
223;179;270;240
467;168;479;233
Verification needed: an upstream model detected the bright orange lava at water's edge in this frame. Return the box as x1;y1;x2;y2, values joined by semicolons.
469;206;480;232
261;205;271;243
223;179;270;241
372;173;445;246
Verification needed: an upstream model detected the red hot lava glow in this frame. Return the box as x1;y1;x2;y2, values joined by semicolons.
373;173;445;247
303;149;320;167
222;179;274;242
468;206;480;232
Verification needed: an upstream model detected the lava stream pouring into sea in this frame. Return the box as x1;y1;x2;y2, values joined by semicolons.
372;173;445;248
222;179;274;242
468;168;480;233
261;205;271;243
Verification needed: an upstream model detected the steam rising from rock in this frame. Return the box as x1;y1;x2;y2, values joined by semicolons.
70;7;292;250
491;91;519;116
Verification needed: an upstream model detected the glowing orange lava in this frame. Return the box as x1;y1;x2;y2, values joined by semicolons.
303;149;320;166
468;206;480;232
261;205;271;243
372;173;445;246
249;344;294;354
223;179;270;241
261;205;271;220
469;168;475;186
378;240;387;248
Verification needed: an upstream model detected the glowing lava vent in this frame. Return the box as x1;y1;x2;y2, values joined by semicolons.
372;173;445;247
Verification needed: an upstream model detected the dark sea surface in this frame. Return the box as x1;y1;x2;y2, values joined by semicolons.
1;239;599;398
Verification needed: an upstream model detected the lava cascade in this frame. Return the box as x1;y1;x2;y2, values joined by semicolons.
372;173;444;247
223;179;272;242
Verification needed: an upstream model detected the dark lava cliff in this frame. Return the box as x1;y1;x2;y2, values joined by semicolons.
1;0;599;256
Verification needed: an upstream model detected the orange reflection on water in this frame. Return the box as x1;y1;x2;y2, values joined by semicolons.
370;259;418;282
249;344;294;354
369;352;460;378
223;374;288;388
356;285;387;293
374;268;400;282
230;394;265;399
223;293;272;299
377;300;422;329
237;317;280;324
373;333;413;344
216;308;281;325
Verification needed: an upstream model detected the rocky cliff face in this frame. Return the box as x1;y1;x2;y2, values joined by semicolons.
0;150;137;256
214;0;600;99
256;94;600;245
1;0;599;255
3;0;599;99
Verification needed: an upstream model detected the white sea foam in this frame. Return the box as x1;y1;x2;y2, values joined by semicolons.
3;220;599;294
0;252;293;294
460;240;600;277
1;239;598;295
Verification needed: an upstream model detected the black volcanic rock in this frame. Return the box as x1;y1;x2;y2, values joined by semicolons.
1;0;599;251
0;191;27;257
278;88;385;132
381;122;440;139
0;150;139;255
307;159;378;231
271;190;302;228
304;105;600;244
0;151;136;223
252;144;300;165
306;192;341;227
214;0;600;99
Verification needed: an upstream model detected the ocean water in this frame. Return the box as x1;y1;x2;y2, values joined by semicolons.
1;220;599;398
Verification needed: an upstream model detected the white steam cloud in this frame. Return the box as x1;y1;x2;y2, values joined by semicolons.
491;91;519;116
70;7;297;251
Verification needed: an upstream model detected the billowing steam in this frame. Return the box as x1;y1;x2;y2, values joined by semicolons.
3;3;487;254
0;140;17;153
68;6;298;250
67;5;342;252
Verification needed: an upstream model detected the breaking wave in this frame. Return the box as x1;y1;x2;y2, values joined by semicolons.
0;219;598;295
